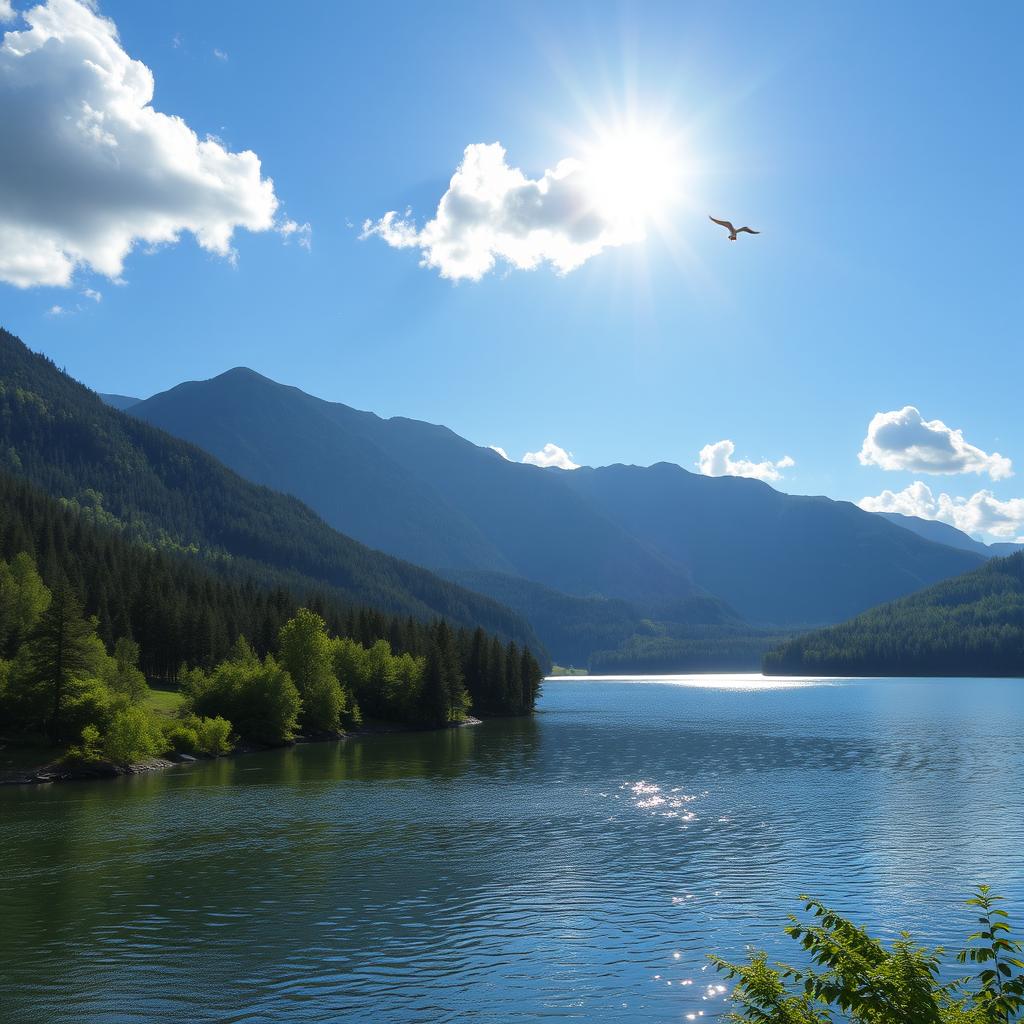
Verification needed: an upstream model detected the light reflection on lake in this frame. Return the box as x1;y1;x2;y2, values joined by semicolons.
2;675;1023;1023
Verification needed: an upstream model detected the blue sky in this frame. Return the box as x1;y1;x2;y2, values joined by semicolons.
1;0;1022;539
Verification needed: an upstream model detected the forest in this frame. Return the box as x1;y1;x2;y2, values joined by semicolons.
764;551;1024;676
0;473;543;771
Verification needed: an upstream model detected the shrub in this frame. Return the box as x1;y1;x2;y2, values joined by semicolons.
711;886;1024;1022
101;706;163;766
184;646;301;746
64;723;103;764
194;715;232;756
164;723;200;755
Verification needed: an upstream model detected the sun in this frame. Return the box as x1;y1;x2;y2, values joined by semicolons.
580;124;683;235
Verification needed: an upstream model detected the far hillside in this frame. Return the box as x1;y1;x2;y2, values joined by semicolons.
764;552;1024;677
124;366;984;666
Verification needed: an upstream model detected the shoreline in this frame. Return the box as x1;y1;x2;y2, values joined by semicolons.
0;716;484;787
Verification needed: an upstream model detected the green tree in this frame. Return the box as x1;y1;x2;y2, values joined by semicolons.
0;552;51;657
278;609;346;733
185;649;301;746
24;583;103;740
418;643;449;727
101;636;149;704
711;888;1024;1023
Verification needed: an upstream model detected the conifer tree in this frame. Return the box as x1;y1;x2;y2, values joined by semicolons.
25;582;100;740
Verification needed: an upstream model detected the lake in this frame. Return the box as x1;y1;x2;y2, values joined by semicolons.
3;675;1024;1023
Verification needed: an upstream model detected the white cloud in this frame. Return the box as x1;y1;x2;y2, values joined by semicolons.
0;0;286;288
279;219;312;250
362;141;646;281
859;406;1012;480
212;47;228;61
522;443;580;470
860;481;1024;542
697;440;794;482
45;303;65;316
0;2;16;23
81;287;101;302
489;445;510;461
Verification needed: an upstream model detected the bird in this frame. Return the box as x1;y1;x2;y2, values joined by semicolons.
709;216;760;241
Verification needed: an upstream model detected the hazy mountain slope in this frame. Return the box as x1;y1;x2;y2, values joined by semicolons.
560;462;985;626
131;369;698;606
875;511;1011;557
98;393;141;411
0;328;541;649
134;368;513;574
764;552;1024;676
439;567;744;666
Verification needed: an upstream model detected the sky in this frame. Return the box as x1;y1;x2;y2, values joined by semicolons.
1;0;1022;541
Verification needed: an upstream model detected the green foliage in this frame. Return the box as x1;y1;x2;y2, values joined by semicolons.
64;723;103;765
100;636;149;703
194;715;232;756
101;706;163;766
712;888;1024;1023
278;608;345;733
0;552;51;657
164;722;200;755
765;553;1024;677
184;645;302;746
22;582;106;741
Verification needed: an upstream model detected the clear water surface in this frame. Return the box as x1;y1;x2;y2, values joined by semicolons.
3;675;1024;1023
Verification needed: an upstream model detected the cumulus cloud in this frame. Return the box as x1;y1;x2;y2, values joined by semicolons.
860;481;1024;542
362;142;646;281
81;287;101;301
859;406;1012;480
522;443;580;471
212;47;228;61
489;445;510;461
0;2;16;23
697;440;794;482
0;0;288;288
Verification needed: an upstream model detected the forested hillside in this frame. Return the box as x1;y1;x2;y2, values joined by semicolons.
0;328;540;652
764;552;1024;676
0;470;543;774
128;367;985;665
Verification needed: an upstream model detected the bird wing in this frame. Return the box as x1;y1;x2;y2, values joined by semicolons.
736;227;760;235
709;216;735;232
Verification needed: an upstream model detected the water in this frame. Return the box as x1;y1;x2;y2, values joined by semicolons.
3;675;1024;1023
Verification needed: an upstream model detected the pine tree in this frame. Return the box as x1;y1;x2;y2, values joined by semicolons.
26;582;100;740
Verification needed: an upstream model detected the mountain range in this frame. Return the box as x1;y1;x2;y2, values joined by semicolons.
120;365;992;664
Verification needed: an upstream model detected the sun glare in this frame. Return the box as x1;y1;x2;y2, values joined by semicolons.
581;125;683;234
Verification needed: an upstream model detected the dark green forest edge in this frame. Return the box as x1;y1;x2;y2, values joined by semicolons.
0;488;541;778
764;552;1024;677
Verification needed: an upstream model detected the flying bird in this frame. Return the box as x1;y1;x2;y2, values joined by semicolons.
709;216;760;241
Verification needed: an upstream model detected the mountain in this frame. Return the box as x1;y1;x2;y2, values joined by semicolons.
764;552;1024;677
0;328;541;653
131;367;699;607
439;567;743;667
876;511;1023;558
128;366;986;653
98;393;141;411
557;463;983;625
